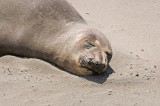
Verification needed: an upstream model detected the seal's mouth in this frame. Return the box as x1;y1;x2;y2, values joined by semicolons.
85;66;106;75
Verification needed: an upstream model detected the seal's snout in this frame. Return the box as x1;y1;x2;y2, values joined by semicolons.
88;60;106;74
79;51;111;74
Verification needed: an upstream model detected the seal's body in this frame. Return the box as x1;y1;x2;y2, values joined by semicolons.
0;0;112;75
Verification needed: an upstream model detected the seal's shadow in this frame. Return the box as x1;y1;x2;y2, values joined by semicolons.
54;63;115;84
80;66;115;84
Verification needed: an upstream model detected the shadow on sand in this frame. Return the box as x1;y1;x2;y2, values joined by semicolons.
80;66;115;84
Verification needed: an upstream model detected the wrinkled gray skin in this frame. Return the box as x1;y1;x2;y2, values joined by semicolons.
0;0;112;75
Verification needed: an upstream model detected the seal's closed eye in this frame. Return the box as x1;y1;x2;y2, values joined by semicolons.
83;40;95;49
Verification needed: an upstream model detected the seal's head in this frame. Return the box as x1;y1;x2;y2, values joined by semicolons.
68;28;112;75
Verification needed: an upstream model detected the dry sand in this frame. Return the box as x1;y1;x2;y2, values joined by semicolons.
0;0;160;106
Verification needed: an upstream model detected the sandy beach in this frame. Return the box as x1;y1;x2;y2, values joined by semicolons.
0;0;160;106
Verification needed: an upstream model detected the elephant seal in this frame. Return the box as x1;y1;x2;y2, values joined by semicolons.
0;0;112;75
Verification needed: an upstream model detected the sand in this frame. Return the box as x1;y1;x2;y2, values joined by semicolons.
0;0;160;106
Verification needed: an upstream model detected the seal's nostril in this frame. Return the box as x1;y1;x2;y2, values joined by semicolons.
93;61;105;69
